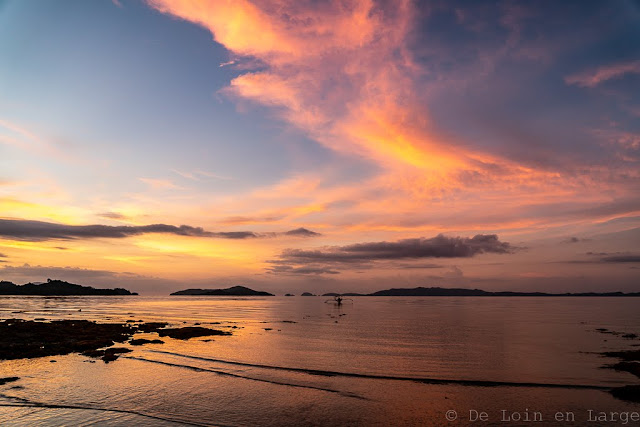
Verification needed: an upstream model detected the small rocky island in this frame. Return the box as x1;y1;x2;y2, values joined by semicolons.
0;279;137;296
171;285;274;296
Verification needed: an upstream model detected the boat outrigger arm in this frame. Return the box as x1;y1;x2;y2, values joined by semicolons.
324;296;353;305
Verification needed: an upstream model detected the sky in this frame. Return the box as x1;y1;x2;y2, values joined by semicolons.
0;0;639;295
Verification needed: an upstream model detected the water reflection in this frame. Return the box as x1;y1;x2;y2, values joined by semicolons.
1;296;639;425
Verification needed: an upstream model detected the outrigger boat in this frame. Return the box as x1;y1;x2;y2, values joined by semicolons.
324;296;353;306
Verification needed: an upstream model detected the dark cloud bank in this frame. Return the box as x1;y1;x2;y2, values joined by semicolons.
269;234;513;275
0;219;319;241
601;255;640;263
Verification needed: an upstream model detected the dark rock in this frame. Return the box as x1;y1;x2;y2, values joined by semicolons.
0;319;134;360
623;333;639;339
301;292;315;296
604;361;640;378
610;385;640;403
264;328;273;331
0;377;19;386
157;327;232;340
102;353;120;363
602;350;640;361
285;294;294;296
135;322;168;333
129;338;164;346
81;347;132;363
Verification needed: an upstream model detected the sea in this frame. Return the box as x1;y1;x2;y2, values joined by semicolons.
0;296;639;426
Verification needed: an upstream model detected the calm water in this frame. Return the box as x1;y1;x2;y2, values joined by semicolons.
0;296;639;426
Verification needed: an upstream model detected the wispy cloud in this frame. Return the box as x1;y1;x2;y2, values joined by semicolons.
0;118;82;164
561;236;591;244
147;1;640;237
0;218;320;242
171;169;232;181
565;60;640;88
147;0;445;171
97;211;128;220
139;177;181;190
282;227;321;237
219;215;283;225
267;265;340;275
601;254;640;263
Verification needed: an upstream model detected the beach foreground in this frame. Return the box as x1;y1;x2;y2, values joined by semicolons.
1;296;639;426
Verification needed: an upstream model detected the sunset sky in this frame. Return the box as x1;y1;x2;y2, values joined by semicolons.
1;0;639;294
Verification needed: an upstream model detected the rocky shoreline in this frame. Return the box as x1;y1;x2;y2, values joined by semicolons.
0;319;232;363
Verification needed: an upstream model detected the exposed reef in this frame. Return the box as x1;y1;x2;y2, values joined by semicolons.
157;327;232;340
0;319;134;360
129;338;165;346
82;347;132;363
0;319;232;361
609;385;640;403
598;335;640;402
0;377;20;386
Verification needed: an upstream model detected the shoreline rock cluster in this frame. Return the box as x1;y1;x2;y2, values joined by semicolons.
0;319;232;363
595;328;640;403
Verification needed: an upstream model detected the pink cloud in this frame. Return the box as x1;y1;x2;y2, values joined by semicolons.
146;1;640;236
565;60;640;88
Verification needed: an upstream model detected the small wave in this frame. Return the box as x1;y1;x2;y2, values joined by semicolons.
0;393;222;427
147;350;611;390
124;356;367;399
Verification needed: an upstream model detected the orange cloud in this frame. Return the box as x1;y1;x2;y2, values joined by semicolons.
147;0;556;189
148;0;435;169
147;0;640;244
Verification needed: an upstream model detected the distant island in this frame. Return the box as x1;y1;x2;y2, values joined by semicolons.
322;286;640;297
301;292;315;296
0;279;137;296
171;285;274;296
